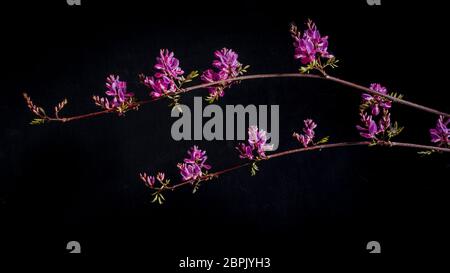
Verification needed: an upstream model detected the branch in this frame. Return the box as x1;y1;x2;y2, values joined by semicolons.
158;141;450;192
27;73;449;123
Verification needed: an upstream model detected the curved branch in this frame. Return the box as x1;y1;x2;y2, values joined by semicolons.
35;73;449;123
160;141;450;192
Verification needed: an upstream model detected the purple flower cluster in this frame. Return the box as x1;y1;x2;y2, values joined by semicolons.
201;48;245;101
293;119;317;147
177;146;211;181
143;76;177;99
430;115;450;147
361;83;392;116
105;75;134;107
154;49;184;79
356;83;392;140
93;75;134;110
236;126;274;160
357;111;391;139
143;49;184;99
292;20;333;65
139;171;166;189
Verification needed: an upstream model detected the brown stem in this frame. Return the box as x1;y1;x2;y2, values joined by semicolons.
324;75;449;117
47;109;113;122
159;141;450;192
35;73;449;123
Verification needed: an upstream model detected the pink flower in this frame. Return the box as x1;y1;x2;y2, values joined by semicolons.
178;146;211;182
156;172;165;182
378;110;391;132
293;20;333;65
184;145;211;170
294;38;316;65
357;83;396;141
200;69;228;98
362;83;392;116
293;119;317;147
356;112;379;140
201;48;247;101
236;143;254;160
105;75;134;107
430;115;450;147
154;49;184;80
139;172;156;188
236;126;273;160
212;48;241;78
142;49;184;99
144;75;177;99
248;125;274;155
177;163;202;181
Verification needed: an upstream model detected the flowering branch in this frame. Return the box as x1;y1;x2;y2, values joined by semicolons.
23;72;449;125
23;20;449;124
141;140;450;204
141;113;449;204
23;19;450;205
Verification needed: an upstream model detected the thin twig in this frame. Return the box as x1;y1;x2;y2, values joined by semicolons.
33;73;449;123
159;141;450;192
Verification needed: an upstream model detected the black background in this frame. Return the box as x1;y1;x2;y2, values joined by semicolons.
1;0;449;268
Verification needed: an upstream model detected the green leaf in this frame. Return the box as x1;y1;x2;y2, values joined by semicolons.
299;67;309;74
171;104;183;113
30;118;45;125
38;107;46;116
417;150;435;156
389;92;404;100
168;95;182;110
205;94;219;104
299;61;318;74
324;57;339;69
239;64;250;74
368;141;378;147
192;182;200;194
387;121;404;139
151;192;165;205
250;162;259;176
359;102;371;112
184;70;199;83
315;136;330;145
151;193;159;203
